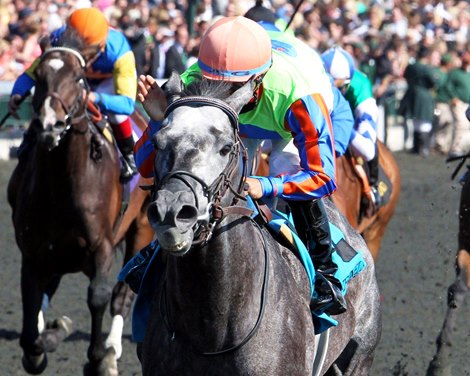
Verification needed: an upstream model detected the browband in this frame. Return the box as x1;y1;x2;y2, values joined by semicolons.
42;47;86;69
165;96;239;131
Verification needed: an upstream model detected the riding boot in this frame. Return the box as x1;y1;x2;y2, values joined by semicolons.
287;199;347;315
367;145;382;208
116;136;138;182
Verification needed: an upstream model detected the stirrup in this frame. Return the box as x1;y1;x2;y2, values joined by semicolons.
370;186;382;207
363;187;380;217
310;274;347;315
120;155;138;183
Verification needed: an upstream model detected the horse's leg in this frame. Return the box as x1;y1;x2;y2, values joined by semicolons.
107;214;153;359
361;222;385;261
426;250;470;376
20;260;48;374
85;239;117;376
325;334;380;376
39;276;74;354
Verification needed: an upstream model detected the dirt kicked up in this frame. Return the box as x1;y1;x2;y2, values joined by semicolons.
0;151;468;375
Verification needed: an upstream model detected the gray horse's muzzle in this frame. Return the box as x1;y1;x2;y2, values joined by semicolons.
147;189;199;254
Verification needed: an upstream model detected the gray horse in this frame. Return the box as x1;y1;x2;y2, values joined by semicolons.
139;73;382;375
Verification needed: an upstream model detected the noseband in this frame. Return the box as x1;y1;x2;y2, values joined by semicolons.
152;96;251;246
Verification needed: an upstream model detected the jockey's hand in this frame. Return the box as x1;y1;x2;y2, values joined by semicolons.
82;90;97;103
137;75;167;121
8;94;22;119
245;177;263;200
88;91;97;103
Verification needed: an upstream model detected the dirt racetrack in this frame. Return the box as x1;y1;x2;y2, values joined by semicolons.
1;151;469;376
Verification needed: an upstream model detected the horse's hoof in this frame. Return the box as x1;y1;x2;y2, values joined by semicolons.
40;316;74;352
99;347;118;376
84;348;118;376
22;352;48;375
55;315;73;336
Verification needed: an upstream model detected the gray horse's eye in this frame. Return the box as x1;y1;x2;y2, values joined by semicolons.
220;144;233;156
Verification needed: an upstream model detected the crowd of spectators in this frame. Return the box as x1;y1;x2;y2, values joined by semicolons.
1;0;470;154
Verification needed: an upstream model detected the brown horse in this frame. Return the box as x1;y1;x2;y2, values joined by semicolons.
427;164;470;376
332;141;401;260
256;140;400;261
7;33;152;375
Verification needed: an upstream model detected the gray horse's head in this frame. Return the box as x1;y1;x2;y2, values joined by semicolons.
147;72;255;255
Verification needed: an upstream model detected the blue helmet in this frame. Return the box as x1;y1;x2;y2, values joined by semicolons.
321;47;356;81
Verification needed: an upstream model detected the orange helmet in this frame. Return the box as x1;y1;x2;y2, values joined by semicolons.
68;8;109;46
198;16;272;82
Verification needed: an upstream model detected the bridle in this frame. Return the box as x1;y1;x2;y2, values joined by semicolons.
36;47;92;147
152;96;252;246
154;95;271;356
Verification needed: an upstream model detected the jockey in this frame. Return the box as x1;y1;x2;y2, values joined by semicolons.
242;9;354;158
321;46;382;207
135;16;346;315
8;7;138;181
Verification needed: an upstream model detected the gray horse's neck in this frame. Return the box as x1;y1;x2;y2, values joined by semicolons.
164;212;266;353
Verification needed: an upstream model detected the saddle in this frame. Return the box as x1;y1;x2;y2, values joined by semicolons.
86;101;137;214
86;100;114;143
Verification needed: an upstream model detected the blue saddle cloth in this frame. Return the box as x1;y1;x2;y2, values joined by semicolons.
120;199;366;341
266;208;366;334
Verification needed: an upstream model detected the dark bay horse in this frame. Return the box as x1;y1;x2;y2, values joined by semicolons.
427;166;470;376
139;73;381;375
332;142;401;260
7;33;152;375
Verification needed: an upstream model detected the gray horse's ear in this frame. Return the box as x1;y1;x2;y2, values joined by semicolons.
226;80;256;114
165;71;184;104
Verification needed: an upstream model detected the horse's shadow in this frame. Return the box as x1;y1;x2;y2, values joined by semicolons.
0;328;20;341
0;328;133;344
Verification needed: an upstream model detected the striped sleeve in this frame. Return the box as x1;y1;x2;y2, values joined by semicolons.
134;120;161;178
98;51;137;115
258;94;336;200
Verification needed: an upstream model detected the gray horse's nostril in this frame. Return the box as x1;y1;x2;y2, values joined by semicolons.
147;202;161;224
176;205;198;225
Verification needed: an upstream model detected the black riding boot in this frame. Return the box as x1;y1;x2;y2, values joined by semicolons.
367;145;382;207
116;136;138;182
288;199;347;315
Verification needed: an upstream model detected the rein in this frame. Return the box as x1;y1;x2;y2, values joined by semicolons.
160;217;270;356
